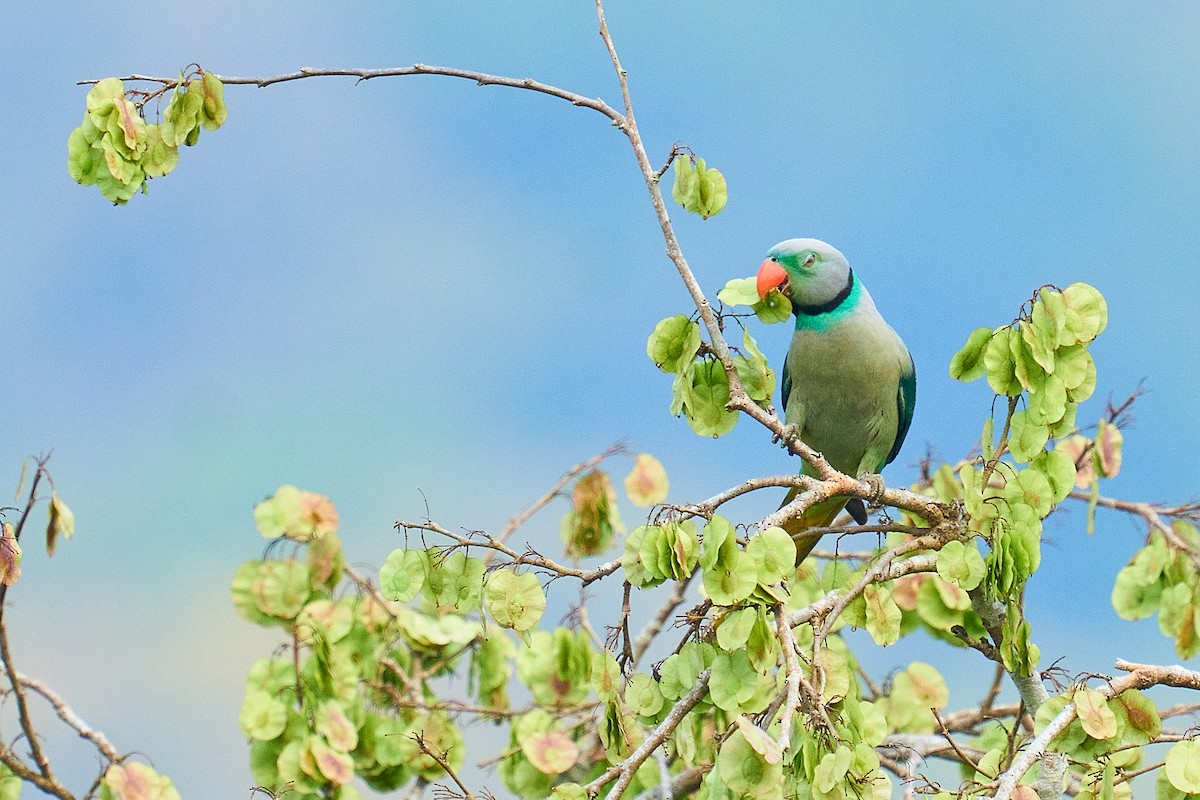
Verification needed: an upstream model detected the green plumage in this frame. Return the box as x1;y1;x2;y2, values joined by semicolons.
757;239;915;561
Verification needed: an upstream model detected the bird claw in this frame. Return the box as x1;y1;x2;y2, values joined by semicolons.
773;424;801;448
858;473;887;504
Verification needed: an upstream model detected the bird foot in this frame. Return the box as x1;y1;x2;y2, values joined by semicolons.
858;473;887;505
773;424;801;448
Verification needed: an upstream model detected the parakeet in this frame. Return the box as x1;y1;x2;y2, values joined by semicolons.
755;238;916;562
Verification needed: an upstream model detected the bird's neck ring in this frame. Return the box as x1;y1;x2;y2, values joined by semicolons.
793;268;856;317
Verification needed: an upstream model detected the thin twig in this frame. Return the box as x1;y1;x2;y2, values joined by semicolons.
80;66;624;128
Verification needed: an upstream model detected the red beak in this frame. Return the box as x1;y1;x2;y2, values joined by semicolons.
756;260;788;300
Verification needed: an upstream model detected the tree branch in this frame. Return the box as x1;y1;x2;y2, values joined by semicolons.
992;660;1200;800
79;66;625;127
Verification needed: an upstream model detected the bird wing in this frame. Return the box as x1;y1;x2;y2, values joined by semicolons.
886;349;917;466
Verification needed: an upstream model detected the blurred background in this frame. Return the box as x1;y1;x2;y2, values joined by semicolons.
2;1;1198;796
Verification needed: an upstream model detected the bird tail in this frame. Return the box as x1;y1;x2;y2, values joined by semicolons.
776;486;848;564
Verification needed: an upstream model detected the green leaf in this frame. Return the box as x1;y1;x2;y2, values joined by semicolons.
936;539;986;590
701;514;736;570
421;551;486;614
646;315;701;374
1074;686;1118;740
752;289;792;324
1110;689;1161;746
485;569;546;632
815;745;853;794
717;277;760;307
623;525;662;588
950;327;994;382
379;548;426;602
140;124;180;178
863;583;901;645
196;71;228;130
747;526;795;587
694;158;728;219
671;157;699;209
238;690;288;741
716;607;757;652
984;327;1023;396
710;651;759;711
1007;409;1050;463
1031;449;1076;504
717;729;782;796
685;359;738;437
1111;564;1162;620
46;491;75;556
1166;740;1200;794
1004;467;1055;518
625;673;664;718
734;329;776;404
1061;283;1108;343
703;551;756;606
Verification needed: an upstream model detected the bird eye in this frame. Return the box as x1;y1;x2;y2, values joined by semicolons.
803;253;816;267
770;256;779;263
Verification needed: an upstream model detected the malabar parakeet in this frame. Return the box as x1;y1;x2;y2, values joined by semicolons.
755;238;916;562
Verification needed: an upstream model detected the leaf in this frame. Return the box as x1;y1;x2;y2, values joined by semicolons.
0;524;21;587
646;315;701;374
102;762;182;800
1094;420;1123;478
716;607;757;652
624;453;669;507
1110;689;1161;746
622;525;662;588
752;289;792;324
694;159;728;219
484;570;546;632
561;469;623;557
1166;740;1200;794
1029;448;1076;505
197;71;228;130
710;651;759;711
237;690;287;741
702;551;756;606
1007;409;1050;463
746;526;795;587
936;539;986;590
734;329;776;404
984;327;1024;396
671;157;699;209
685;359;739;437
863;583;901;645
949;327;993;382
717;729;782;796
46;491;75;556
734;716;783;765
524;728;579;775
717;276;760;307
1074;686;1118;740
625;673;664;718
379;548;426;602
1061;283;1108;343
815;746;853;793
140;124;179;178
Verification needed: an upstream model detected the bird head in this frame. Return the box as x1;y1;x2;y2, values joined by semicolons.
756;238;853;311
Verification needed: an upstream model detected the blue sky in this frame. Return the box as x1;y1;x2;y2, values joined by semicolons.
2;2;1199;797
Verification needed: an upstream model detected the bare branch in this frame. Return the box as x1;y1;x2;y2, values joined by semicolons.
79;66;625;127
